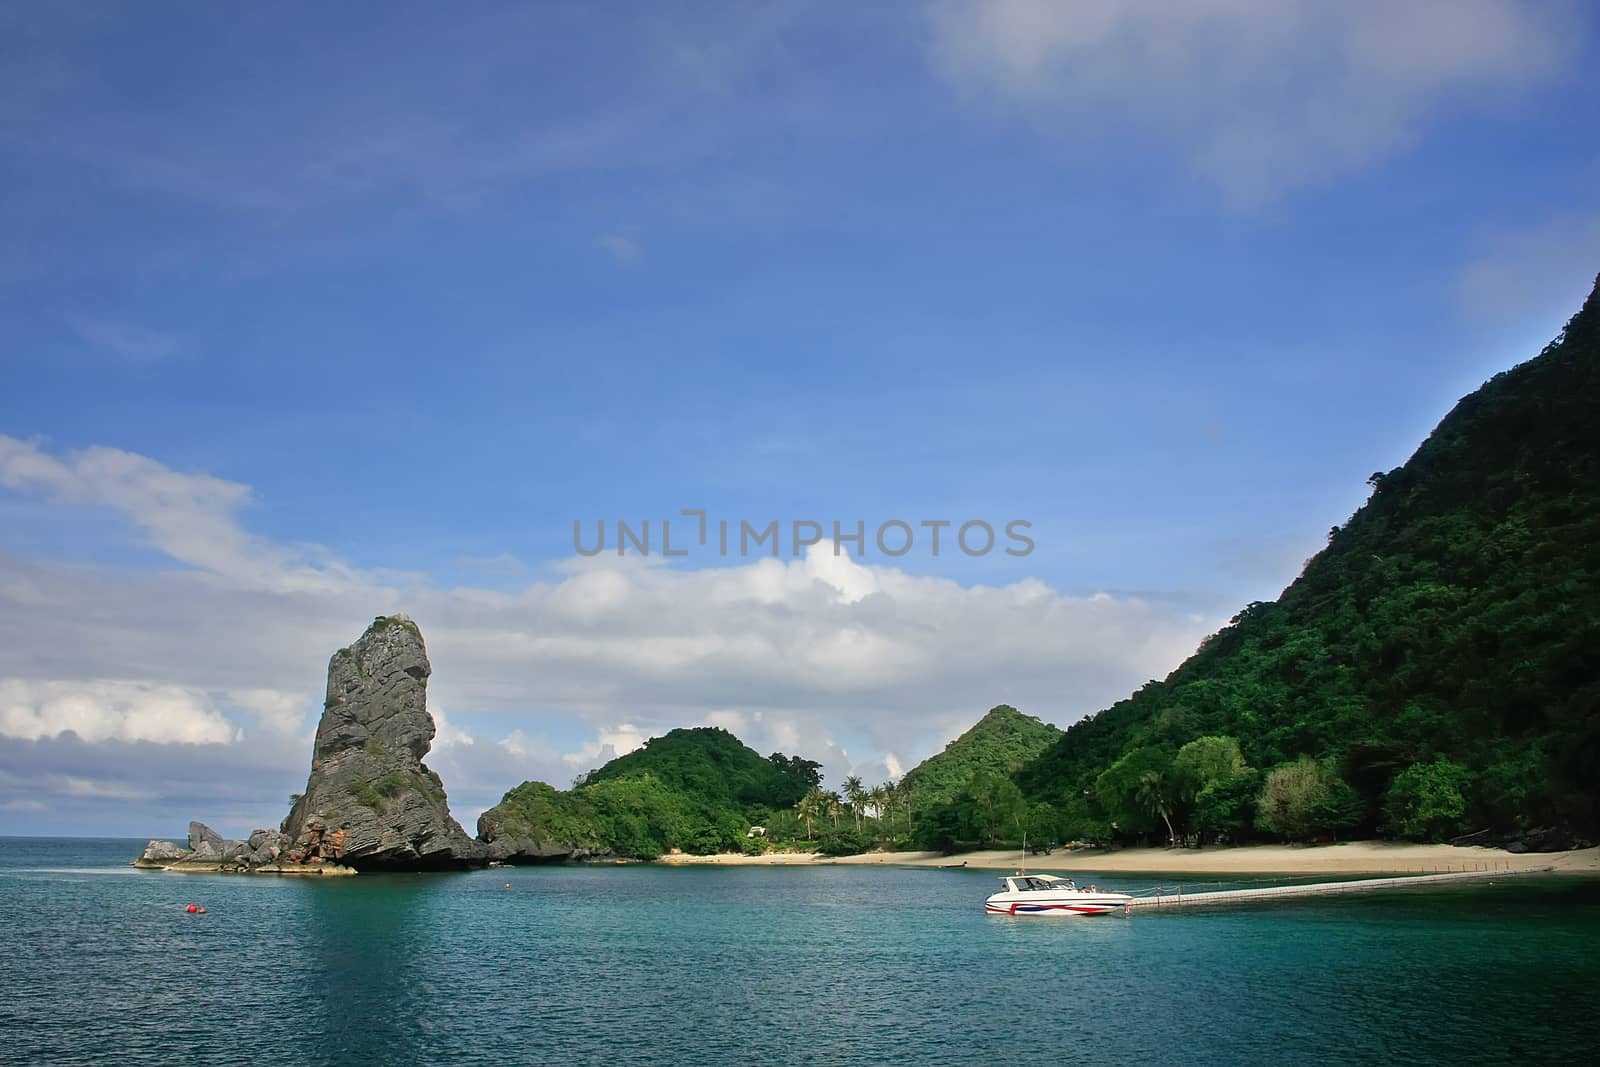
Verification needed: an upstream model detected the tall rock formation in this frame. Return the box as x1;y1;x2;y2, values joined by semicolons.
281;614;482;869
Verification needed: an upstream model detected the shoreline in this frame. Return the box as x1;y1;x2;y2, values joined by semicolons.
653;841;1600;876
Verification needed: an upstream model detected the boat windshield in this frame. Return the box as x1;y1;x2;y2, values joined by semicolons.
1015;876;1074;891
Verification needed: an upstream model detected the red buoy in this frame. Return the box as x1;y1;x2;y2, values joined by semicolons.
185;903;199;913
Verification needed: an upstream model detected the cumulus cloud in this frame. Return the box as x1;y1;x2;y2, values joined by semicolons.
0;435;1221;832
227;688;313;738
428;705;474;751
562;723;648;773
928;0;1584;203
0;679;239;745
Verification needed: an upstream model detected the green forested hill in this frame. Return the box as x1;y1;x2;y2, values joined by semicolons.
477;727;822;858
900;705;1061;806
1018;275;1600;844
583;726;816;808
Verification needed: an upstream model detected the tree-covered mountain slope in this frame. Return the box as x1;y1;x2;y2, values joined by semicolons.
476;727;821;860
1018;275;1600;843
581;726;816;808
900;705;1061;807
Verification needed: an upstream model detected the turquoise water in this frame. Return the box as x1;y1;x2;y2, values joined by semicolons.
1;838;1596;1065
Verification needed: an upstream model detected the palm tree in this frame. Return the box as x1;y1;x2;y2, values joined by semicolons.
825;790;843;830
886;780;904;836
1135;768;1177;847
797;788;825;838
844;775;866;832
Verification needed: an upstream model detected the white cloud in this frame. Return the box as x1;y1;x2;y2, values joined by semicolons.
0;434;361;594
0;679;240;745
929;0;1583;203
703;710;748;734
498;729;537;761
227;688;312;738
562;722;647;772
0;435;1222;829
429;705;473;751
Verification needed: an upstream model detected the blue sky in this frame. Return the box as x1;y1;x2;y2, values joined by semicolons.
2;1;1598;836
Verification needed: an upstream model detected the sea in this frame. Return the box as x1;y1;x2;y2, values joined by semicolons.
1;837;1596;1065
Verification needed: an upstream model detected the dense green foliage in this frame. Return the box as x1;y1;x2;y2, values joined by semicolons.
912;770;1028;852
480;728;822;859
1254;757;1362;841
900;706;1060;807
1018;276;1600;843
1382;758;1472;842
1191;769;1261;842
581;727;820;809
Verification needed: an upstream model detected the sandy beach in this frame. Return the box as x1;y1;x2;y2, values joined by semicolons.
654;841;1600;875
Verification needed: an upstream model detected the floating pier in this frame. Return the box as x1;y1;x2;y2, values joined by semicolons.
1124;865;1556;910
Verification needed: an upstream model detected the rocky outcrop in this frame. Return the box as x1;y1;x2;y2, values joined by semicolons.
280;615;483;870
475;780;587;863
131;822;334;873
1486;826;1592;854
137;840;187;865
476;816;582;863
131;614;525;875
181;820;265;864
188;821;223;852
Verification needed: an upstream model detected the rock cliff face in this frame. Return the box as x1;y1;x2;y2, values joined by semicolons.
280;615;483;869
477;796;586;863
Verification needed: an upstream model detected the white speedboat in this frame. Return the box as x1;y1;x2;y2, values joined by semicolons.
985;873;1132;916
